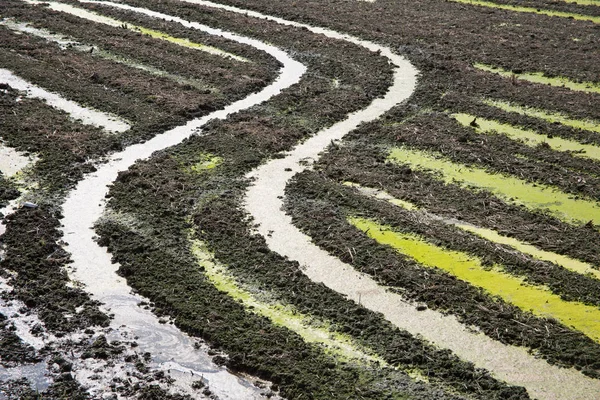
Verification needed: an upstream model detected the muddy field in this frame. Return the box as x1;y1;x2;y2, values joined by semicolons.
1;0;599;399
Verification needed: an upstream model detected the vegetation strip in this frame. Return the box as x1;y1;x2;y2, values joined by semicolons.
482;98;600;134
0;68;129;133
388;147;600;226
190;238;386;366
349;216;600;343
344;182;600;281
0;19;216;92
25;0;247;62
475;64;600;94
448;0;600;24
453;113;600;162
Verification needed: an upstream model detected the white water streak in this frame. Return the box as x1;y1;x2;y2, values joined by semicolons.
57;1;304;399
0;69;130;133
26;0;247;62
207;1;600;399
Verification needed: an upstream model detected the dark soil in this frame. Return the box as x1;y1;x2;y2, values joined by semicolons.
0;313;40;367
2;0;599;398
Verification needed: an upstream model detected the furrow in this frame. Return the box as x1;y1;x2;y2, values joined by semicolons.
56;0;305;398
25;0;247;62
449;0;600;24
0;68;130;133
234;1;600;398
482;98;600;134
0;19;216;92
453;113;600;162
388;146;600;226
349;216;600;343
344;181;600;281
476;63;600;94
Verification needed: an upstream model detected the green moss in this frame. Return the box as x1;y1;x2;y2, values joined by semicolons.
450;0;600;24
475;64;600;94
349;217;600;343
387;147;600;226
189;154;223;172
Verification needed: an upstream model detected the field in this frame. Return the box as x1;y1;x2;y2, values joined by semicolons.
1;0;599;399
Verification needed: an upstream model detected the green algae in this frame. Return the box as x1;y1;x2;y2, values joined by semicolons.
345;181;600;281
343;182;418;210
449;0;600;24
189;238;386;365
387;147;600;226
453;113;600;161
482;98;600;134
133;26;248;62
349;217;600;343
475;64;600;94
0;19;218;93
189;154;223;172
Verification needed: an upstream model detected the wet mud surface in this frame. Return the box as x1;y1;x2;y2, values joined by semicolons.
1;0;600;398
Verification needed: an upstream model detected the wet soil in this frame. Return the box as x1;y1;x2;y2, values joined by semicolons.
285;167;600;378
2;0;600;398
0;313;40;367
92;2;530;398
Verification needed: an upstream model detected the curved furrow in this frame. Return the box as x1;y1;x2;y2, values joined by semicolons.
55;1;304;397
228;2;600;399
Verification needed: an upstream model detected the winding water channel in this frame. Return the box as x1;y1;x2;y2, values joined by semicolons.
5;0;600;399
51;0;304;397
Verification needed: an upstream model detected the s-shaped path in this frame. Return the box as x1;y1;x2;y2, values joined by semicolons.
57;0;304;398
201;1;600;399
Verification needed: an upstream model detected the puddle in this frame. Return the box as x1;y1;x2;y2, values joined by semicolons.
388;146;600;226
453;112;600;161
344;181;600;280
449;0;600;24
475;63;600;94
0;19;217;93
0;144;36;179
0;68;130;133
0;362;50;394
26;1;247;62
349;216;600;343
48;1;305;398
482;98;600;134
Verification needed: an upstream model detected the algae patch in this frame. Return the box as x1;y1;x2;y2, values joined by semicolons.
190;238;385;365
475;64;600;94
449;0;600;24
345;182;600;281
387;147;600;226
482;98;600;134
189;154;223;173
349;217;600;343
453;113;600;162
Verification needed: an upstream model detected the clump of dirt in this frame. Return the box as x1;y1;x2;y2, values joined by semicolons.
0;313;40;367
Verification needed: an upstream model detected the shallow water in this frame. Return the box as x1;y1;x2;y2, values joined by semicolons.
54;1;304;398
